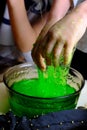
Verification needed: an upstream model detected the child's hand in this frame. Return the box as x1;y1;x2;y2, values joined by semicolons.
32;3;87;71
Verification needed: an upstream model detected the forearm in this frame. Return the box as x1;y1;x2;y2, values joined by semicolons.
7;0;36;52
39;0;72;38
73;0;87;25
47;0;72;26
32;13;48;37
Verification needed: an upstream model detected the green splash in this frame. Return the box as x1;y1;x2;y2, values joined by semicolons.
11;65;75;98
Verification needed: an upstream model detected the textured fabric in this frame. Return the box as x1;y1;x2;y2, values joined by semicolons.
0;109;87;130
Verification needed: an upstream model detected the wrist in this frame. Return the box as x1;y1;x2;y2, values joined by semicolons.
71;1;87;26
76;1;87;20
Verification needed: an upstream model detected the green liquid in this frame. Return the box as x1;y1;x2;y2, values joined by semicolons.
11;66;75;97
10;65;76;118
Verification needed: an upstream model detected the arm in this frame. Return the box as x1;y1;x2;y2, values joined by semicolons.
39;0;72;38
7;0;72;53
47;0;71;25
7;0;47;53
32;0;87;71
7;0;37;52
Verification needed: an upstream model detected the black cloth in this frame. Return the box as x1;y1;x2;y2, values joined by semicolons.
0;109;87;130
0;56;23;74
0;0;6;25
24;0;51;13
0;0;51;25
71;49;87;79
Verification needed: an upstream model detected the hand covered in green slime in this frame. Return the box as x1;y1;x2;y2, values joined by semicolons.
32;5;87;71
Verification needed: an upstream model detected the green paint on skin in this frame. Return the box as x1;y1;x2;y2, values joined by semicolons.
11;65;76;98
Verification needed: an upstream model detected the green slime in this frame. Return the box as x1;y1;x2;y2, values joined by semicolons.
11;66;75;98
10;65;77;118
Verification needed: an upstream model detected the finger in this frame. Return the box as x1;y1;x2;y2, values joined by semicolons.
37;54;46;71
40;35;50;57
52;40;64;67
32;25;48;59
31;41;40;62
32;42;46;71
33;50;46;71
32;35;46;63
45;36;57;55
32;25;55;64
45;55;52;66
64;44;75;65
42;33;57;65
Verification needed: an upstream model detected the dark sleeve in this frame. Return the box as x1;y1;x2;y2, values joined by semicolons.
0;0;6;25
